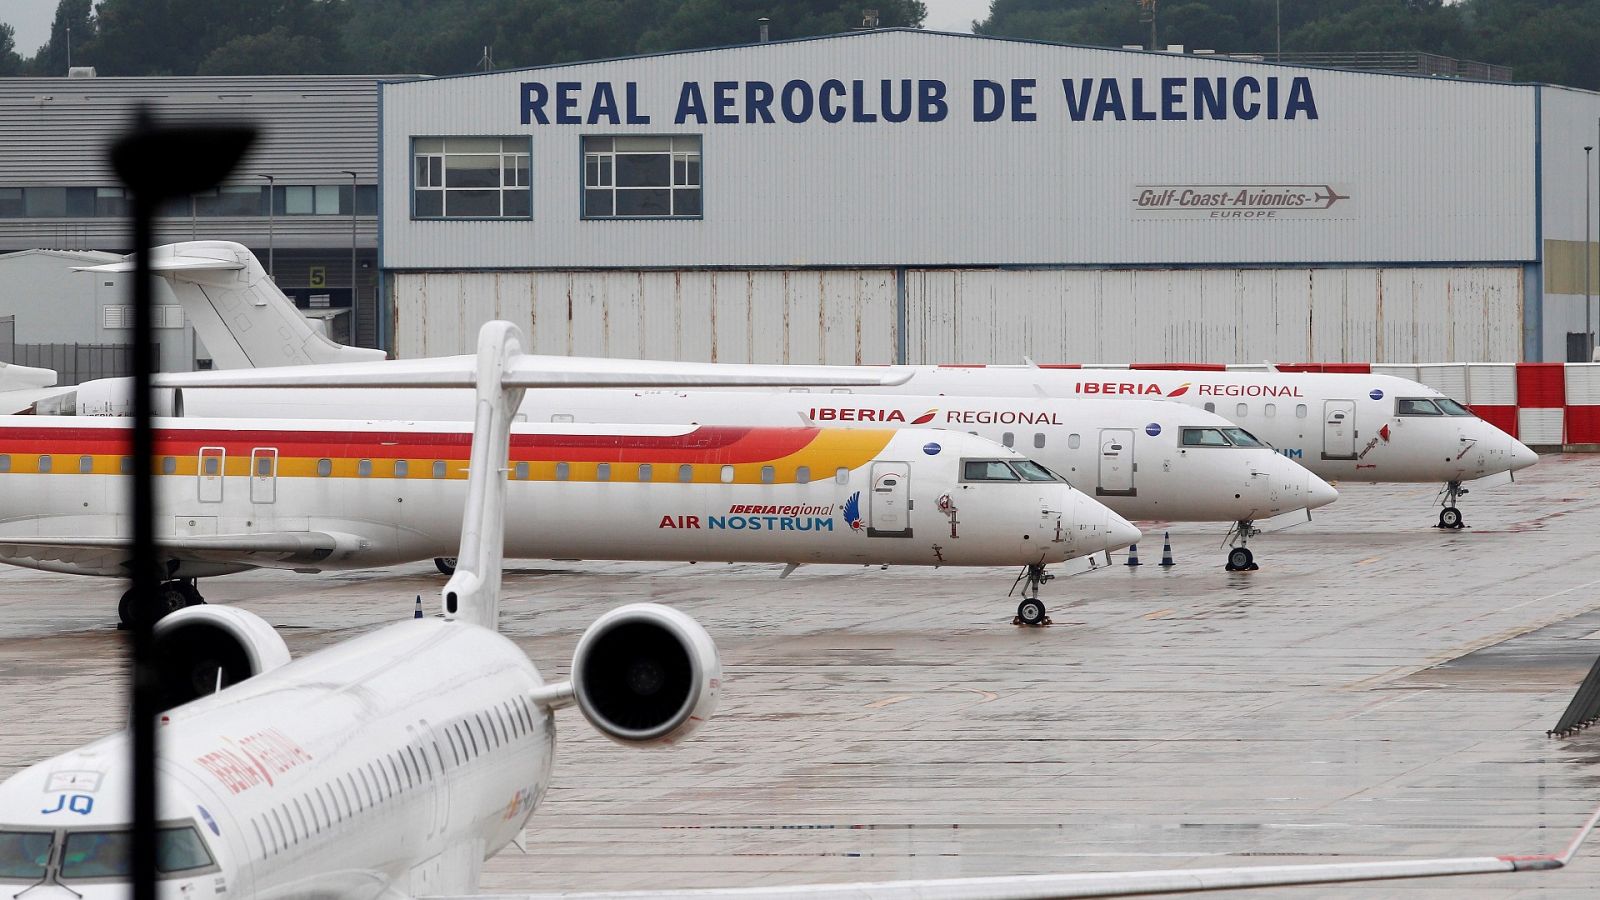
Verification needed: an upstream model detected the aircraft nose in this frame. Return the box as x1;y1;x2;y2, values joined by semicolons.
1509;437;1538;472
1105;510;1142;550
1305;472;1339;510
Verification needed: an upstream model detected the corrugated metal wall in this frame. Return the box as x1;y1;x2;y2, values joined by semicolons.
392;264;1520;364
382;30;1536;270
392;269;897;362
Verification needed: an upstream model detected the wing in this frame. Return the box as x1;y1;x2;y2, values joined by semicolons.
422;805;1600;899
0;532;346;571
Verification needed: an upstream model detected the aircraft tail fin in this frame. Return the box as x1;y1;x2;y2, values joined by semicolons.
76;241;386;370
441;321;526;631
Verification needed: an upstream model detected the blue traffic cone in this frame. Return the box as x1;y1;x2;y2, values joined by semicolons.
1159;533;1176;567
413;595;424;619
1125;543;1141;566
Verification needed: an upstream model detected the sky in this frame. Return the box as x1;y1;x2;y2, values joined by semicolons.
2;0;989;60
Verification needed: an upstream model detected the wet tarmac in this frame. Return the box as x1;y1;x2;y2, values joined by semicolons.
3;455;1600;897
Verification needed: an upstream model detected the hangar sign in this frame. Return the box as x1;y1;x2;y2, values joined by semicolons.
1132;184;1352;220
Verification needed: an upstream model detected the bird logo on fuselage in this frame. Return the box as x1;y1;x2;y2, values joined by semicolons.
842;492;863;531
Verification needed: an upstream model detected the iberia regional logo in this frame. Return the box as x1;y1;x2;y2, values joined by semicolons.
842;492;863;531
911;409;938;425
1166;383;1192;398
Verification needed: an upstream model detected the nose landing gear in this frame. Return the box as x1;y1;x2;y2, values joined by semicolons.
1436;481;1468;530
1010;563;1055;627
1224;520;1260;571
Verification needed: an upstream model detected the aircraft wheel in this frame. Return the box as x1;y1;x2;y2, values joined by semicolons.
117;590;135;629
1227;547;1254;571
435;557;457;576
158;583;190;617
1015;597;1048;627
177;581;205;606
1438;507;1463;530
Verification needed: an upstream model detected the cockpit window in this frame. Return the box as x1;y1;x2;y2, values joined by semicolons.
1010;460;1062;482
1436;398;1474;416
0;831;50;878
1221;428;1267;448
1397;398;1443;416
963;460;1021;481
53;825;215;880
1180;427;1231;447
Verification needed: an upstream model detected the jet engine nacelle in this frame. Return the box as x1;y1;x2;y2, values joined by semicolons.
570;603;720;747
72;377;181;417
151;605;291;711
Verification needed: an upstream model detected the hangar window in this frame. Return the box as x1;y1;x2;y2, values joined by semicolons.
0;188;21;217
412;136;532;220
582;135;701;219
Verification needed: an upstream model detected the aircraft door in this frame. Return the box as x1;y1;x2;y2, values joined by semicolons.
250;448;278;504
1322;400;1357;459
867;461;912;537
197;446;225;503
1097;429;1135;496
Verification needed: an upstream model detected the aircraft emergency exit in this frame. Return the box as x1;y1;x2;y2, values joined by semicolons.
821;366;1538;531
0;321;1585;899
0;417;1132;626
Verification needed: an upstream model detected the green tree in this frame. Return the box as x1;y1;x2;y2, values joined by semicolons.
27;0;96;76
0;23;22;75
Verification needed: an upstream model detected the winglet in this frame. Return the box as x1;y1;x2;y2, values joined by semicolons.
440;322;527;631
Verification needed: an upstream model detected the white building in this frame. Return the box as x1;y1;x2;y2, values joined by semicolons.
377;30;1600;364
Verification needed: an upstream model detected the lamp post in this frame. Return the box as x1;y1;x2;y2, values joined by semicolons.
341;170;358;324
258;173;275;281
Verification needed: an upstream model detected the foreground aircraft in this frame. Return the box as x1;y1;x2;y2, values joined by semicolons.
186;387;1335;584
806;365;1538;530
0;321;1589;898
0;417;1129;626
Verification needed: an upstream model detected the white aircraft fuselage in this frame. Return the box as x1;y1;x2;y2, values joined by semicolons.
854;367;1536;484
0;417;1126;581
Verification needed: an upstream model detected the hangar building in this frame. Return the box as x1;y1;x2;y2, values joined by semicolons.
378;29;1600;366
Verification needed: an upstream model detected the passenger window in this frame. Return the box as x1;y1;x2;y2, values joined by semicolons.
1235;403;1247;417
1002;431;1015;448
256;456;273;476
0;454;13;472
357;458;372;477
432;460;446;478
1068;433;1080;450
1296;404;1308;418
316;458;332;477
596;462;610;481
37;455;51;473
162;456;176;474
835;467;849;484
720;464;735;483
79;455;93;473
1204;402;1215;413
120;456;132;474
761;465;775;484
638;463;652;481
1264;403;1276;418
796;465;810;484
678;464;693;483
514;461;529;480
1033;433;1046;449
203;456;219;476
555;462;570;481
393;459;408;478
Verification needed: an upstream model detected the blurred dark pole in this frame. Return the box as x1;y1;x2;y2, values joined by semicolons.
112;109;254;900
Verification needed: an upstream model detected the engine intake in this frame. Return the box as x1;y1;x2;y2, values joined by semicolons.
151;605;289;712
571;604;720;746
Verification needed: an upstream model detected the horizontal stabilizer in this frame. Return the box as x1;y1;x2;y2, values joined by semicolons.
74;256;245;275
156;354;912;391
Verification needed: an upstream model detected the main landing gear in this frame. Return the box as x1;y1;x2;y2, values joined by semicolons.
1437;481;1468;530
117;578;204;629
435;557;458;576
1011;562;1055;627
1224;520;1260;571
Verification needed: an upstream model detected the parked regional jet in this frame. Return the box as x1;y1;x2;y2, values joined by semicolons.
188;387;1335;591
0;418;1129;626
0;321;1587;898
807;365;1537;531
